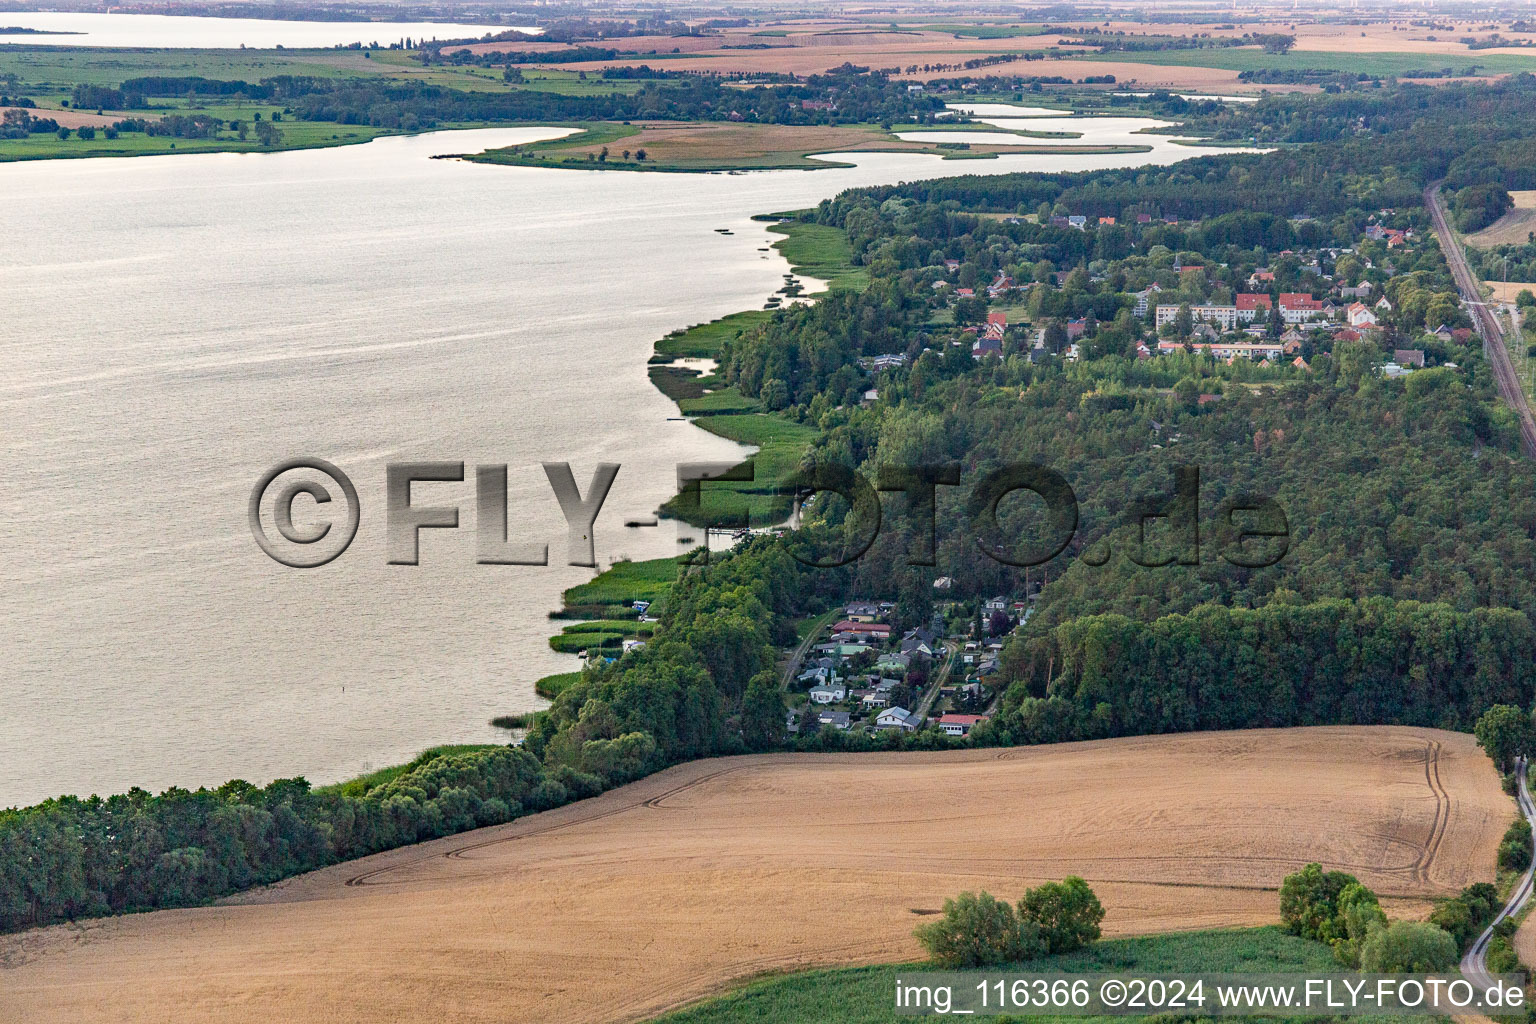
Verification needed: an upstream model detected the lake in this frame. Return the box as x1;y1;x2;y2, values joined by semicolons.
0;114;1246;807
0;12;527;49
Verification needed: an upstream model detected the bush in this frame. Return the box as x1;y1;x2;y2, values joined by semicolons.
1018;876;1105;954
914;891;1044;967
1280;863;1360;943
1428;881;1501;949
1333;882;1387;967
1500;818;1533;871
1359;920;1459;973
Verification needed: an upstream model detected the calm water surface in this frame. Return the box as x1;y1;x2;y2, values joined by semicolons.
0;115;1244;806
0;12;523;48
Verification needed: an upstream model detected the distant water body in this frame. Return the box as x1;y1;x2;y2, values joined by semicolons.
0;12;526;48
0;112;1245;807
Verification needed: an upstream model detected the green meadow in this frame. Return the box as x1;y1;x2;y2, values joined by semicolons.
647;927;1414;1024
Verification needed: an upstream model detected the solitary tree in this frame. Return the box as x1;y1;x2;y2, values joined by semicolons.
1474;704;1533;772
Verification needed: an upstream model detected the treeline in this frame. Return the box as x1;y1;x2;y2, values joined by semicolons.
0;746;600;933
982;599;1536;745
73;66;944;132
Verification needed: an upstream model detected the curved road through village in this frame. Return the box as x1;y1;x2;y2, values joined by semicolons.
1426;183;1536;458
1462;758;1536;988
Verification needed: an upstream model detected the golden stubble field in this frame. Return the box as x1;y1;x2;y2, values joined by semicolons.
445;17;1536;82
0;726;1510;1024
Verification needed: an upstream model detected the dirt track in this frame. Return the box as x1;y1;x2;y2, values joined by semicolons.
0;727;1508;1024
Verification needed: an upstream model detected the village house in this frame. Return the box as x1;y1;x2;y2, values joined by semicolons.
831;620;891;639
876;706;921;732
1347;302;1379;328
808;682;848;704
1394;348;1426;368
938;713;987;736
816;709;851;730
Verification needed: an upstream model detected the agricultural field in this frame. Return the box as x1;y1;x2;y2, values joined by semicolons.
0;727;1508;1024
1469;190;1536;248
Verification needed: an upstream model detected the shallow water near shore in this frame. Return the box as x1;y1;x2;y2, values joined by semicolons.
0;116;1247;806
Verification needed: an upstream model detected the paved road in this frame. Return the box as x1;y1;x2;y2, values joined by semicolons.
1426;183;1536;457
1461;757;1535;988
913;644;953;721
778;607;841;690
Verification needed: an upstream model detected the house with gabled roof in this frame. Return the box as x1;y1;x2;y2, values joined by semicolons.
876;706;922;731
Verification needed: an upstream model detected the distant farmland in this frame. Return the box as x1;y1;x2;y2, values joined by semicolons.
1078;47;1536;77
0;727;1509;1024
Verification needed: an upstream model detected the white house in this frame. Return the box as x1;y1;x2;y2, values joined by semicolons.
1347;302;1378;328
817;709;851;729
809;682;847;704
875;706;921;731
938;713;987;736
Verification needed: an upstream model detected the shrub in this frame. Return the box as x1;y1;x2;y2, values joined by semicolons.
1429;881;1501;950
1018;876;1105;954
1499;818;1533;872
914;890;1044;967
1280;863;1359;944
1333;882;1387;967
1359;920;1459;972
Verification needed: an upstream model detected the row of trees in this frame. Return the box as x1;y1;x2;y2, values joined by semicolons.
914;878;1105;968
1280;864;1464;972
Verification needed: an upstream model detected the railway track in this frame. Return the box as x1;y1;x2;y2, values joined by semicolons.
1425;183;1536;458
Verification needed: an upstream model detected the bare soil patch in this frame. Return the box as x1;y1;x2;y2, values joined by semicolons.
0;727;1507;1024
0;106;129;129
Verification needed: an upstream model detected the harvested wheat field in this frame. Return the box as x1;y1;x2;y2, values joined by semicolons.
0;726;1509;1024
